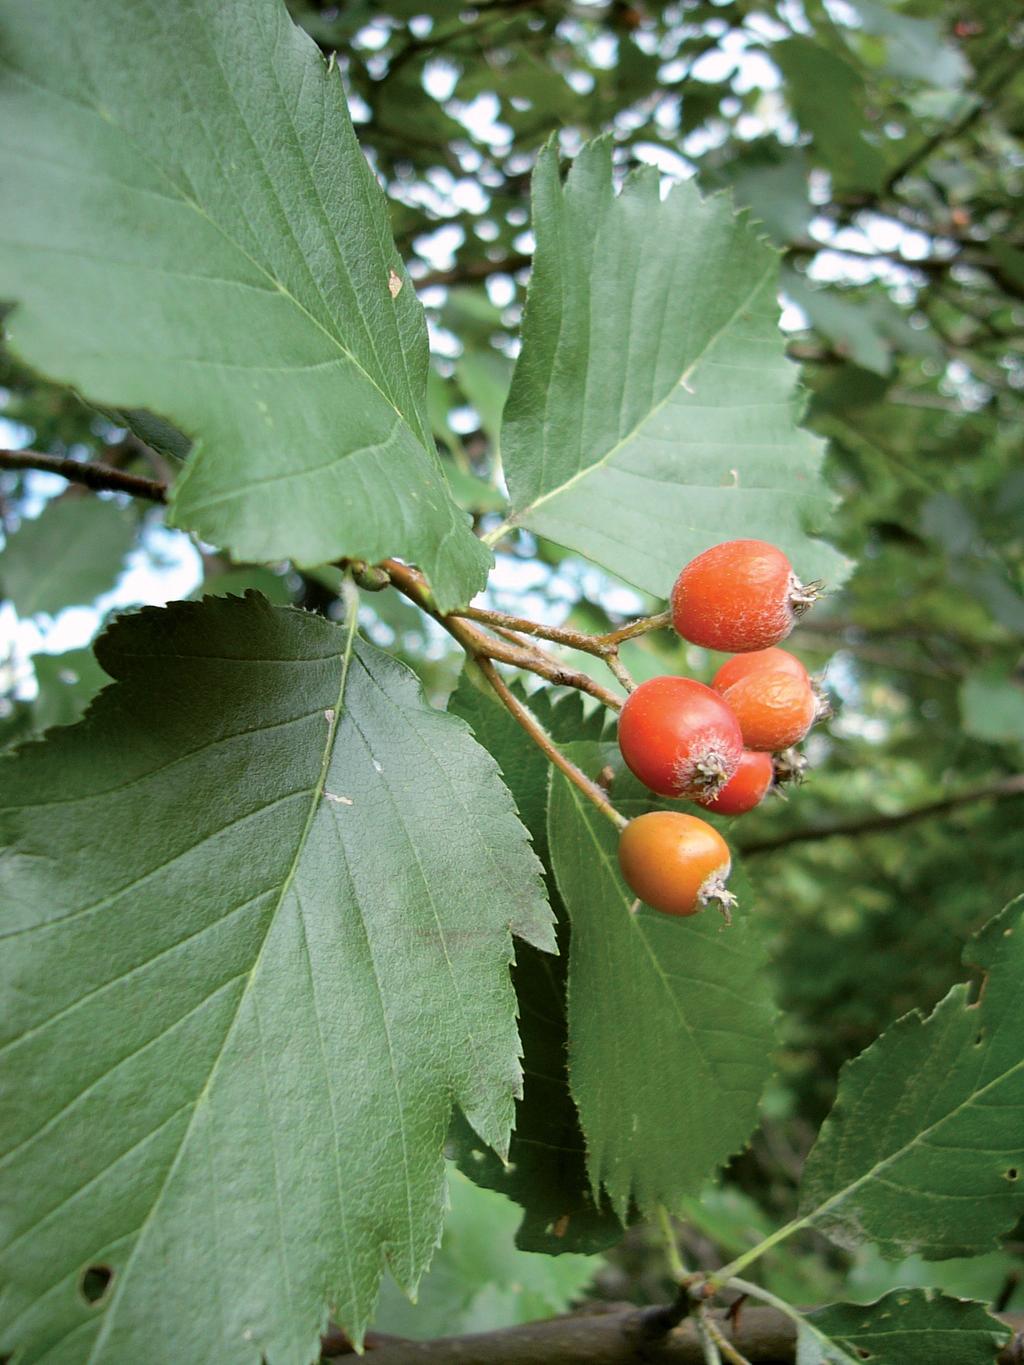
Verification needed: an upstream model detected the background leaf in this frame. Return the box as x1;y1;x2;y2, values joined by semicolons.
496;139;845;593
0;498;136;616
0;593;552;1360
371;1167;597;1338
0;0;489;611
798;898;1024;1260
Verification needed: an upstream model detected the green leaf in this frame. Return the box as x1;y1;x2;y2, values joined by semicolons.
774;39;889;194
496;139;845;592
960;672;1024;744
27;648;110;734
799;898;1024;1260
0;0;490;612
371;1167;597;1339
0;593;553;1361
798;1290;1010;1365
0;498;136;616
448;675;624;1253
549;749;777;1218
844;1;969;89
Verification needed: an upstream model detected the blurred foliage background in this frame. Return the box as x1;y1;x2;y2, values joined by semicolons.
2;0;1022;1333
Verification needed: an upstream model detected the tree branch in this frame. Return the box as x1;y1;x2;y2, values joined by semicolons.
738;775;1024;856
0;449;167;503
320;1305;1024;1363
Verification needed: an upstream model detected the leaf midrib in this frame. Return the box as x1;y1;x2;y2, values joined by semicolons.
84;604;360;1362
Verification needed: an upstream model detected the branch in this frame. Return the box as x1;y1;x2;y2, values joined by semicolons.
0;449;167;503
738;774;1024;856
320;1305;1024;1364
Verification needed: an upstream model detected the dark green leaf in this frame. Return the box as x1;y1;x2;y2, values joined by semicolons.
799;1289;1010;1365
448;675;623;1253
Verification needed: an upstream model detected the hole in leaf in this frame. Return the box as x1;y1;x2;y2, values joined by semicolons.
974;1031;984;1046
1007;1169;1019;1182
854;1350;872;1361
78;1264;114;1306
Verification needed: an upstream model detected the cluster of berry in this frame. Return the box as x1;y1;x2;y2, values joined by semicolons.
617;540;824;922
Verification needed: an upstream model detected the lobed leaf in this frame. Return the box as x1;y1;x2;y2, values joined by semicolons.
0;0;489;611
496;138;846;592
0;593;552;1362
799;898;1024;1260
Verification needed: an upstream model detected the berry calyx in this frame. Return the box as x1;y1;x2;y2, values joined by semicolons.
772;746;809;788
617;676;743;800
712;646;809;695
618;811;736;920
721;669;817;752
701;749;774;815
671;539;819;652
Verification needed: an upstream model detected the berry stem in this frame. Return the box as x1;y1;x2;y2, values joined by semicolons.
474;656;629;832
382;560;624;712
451;603;672;657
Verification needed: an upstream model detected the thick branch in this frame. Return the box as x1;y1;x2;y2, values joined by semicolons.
738;774;1024;855
322;1305;1024;1364
0;449;167;503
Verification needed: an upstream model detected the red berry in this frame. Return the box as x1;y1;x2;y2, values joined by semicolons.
702;749;774;815
618;676;743;800
618;811;735;919
712;647;809;695
671;539;818;652
721;670;817;751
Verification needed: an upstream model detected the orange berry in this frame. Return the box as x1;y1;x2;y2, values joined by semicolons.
617;811;735;919
712;647;809;694
617;676;742;800
721;670;817;751
701;749;774;815
671;540;818;652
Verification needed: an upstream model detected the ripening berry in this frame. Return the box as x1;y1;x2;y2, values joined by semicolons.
671;540;819;652
712;646;809;695
702;749;774;816
721;669;817;751
617;676;743;801
618;811;736;919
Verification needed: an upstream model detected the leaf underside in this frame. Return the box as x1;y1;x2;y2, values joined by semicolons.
0;594;552;1363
